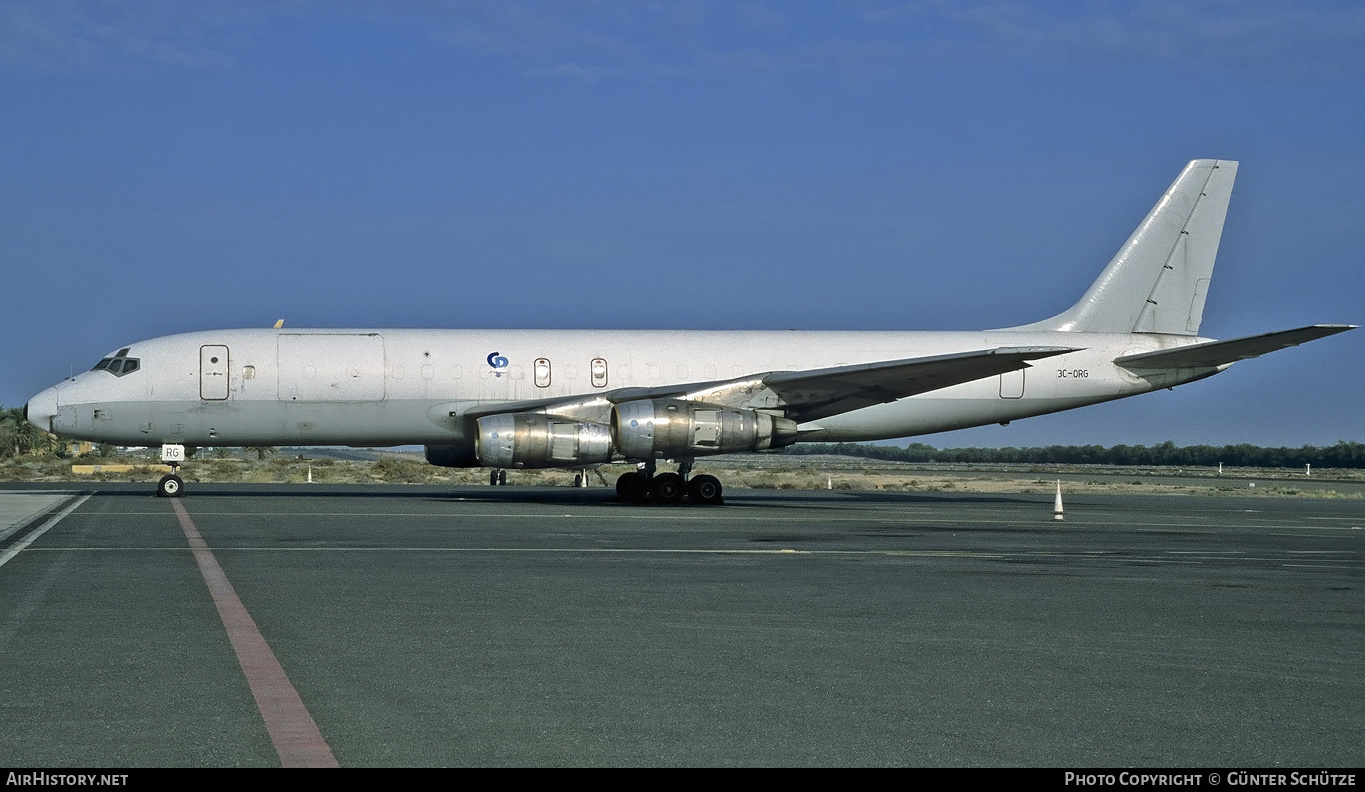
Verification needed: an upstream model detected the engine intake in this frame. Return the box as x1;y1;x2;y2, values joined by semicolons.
476;413;613;468
612;399;797;459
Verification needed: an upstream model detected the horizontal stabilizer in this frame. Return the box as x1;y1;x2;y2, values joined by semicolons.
1114;325;1355;370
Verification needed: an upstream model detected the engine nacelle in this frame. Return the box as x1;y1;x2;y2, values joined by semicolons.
425;442;479;468
475;413;613;468
612;399;797;459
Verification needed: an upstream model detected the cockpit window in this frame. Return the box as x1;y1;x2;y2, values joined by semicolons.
91;350;141;377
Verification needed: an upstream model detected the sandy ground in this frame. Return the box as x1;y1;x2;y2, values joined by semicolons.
4;451;1361;498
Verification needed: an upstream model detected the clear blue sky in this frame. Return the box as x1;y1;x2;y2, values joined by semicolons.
2;2;1361;447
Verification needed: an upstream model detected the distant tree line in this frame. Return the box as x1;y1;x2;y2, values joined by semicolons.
787;440;1365;469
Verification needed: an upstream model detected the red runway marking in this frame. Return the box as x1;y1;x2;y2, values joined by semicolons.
172;500;339;768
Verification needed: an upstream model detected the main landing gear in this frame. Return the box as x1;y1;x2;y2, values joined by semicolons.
615;460;723;506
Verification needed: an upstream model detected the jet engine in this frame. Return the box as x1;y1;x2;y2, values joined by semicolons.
475;413;613;468
612;399;797;459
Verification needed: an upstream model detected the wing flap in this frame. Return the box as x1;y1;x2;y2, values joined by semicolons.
1115;325;1355;370
764;346;1080;422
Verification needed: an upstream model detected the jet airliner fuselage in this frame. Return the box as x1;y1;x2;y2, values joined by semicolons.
25;328;1206;448
23;160;1355;501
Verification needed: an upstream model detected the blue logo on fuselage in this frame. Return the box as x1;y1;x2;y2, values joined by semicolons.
487;352;509;372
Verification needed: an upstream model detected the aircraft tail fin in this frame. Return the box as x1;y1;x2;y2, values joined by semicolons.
1011;159;1238;335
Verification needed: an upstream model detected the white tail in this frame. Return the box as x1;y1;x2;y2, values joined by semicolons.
1013;159;1238;336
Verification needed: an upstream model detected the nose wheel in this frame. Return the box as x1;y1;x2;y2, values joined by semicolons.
156;472;184;498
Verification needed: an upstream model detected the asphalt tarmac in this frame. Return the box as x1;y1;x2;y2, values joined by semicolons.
0;483;1360;767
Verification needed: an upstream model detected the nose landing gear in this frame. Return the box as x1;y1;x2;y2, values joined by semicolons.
156;443;187;498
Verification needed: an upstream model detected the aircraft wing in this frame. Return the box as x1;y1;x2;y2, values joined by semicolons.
756;346;1079;422
1114;324;1355;370
455;346;1079;424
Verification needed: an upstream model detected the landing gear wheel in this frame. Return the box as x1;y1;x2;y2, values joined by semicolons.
157;473;184;498
688;475;723;505
652;472;685;504
616;472;646;503
498;470;507;486
490;470;499;486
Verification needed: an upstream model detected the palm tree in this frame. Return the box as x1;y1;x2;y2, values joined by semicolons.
0;407;52;458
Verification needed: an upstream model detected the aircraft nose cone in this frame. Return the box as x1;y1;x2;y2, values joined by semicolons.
25;387;59;433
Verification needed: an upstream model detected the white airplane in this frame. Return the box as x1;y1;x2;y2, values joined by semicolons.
24;159;1354;501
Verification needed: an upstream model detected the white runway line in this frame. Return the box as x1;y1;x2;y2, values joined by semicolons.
0;491;84;543
0;494;92;570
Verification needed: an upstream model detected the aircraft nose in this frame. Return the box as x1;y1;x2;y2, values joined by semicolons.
25;387;59;433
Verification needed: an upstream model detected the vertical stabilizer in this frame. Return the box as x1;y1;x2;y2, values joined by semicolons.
1012;159;1237;335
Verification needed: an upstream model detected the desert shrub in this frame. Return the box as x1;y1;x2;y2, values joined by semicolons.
371;456;429;483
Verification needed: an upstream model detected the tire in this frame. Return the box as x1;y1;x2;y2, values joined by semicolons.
688;475;723;505
652;472;685;504
157;473;184;498
616;472;644;502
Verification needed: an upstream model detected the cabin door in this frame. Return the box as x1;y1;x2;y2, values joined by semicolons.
200;345;230;400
